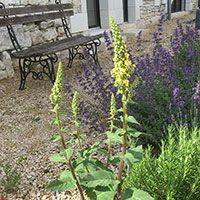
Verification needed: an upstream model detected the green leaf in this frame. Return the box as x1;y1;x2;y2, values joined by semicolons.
126;116;140;125
127;126;143;138
46;179;75;192
65;138;73;145
84;141;102;157
96;191;116;200
51;119;59;125
69;131;76;135
63;148;73;160
117;108;123;112
109;155;121;165
123;146;143;172
97;149;108;156
81;170;119;188
49;153;67;162
107;132;123;144
33;117;40;122
60;170;73;180
50;135;61;142
121;188;154;200
61;127;68;132
115;128;126;135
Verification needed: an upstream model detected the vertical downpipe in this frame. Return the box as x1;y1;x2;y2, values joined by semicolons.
196;0;200;29
168;0;171;20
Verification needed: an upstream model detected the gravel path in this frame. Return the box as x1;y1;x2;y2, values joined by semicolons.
0;12;196;200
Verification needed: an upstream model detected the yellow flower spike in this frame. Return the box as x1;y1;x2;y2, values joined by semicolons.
50;62;63;105
72;91;79;119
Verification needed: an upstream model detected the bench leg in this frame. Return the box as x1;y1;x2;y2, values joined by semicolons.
19;58;29;90
18;55;57;90
67;48;80;68
84;39;101;66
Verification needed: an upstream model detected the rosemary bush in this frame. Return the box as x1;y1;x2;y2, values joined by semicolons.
123;126;200;200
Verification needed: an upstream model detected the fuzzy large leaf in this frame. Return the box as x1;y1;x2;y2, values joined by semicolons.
60;170;73;181
126;116;140;125
95;191;116;200
49;153;67;162
46;179;75;192
123;146;143;171
50;135;61;142
107;132;123;144
81;170;119;188
63;148;73;160
121;188;154;200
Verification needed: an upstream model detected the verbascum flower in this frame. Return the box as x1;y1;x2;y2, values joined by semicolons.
72;91;79;118
110;93;116;116
109;16;137;95
50;62;63;105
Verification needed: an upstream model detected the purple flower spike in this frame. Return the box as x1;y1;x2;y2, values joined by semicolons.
53;191;57;199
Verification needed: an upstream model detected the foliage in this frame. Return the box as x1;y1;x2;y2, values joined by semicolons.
0;159;22;192
66;15;200;146
131;17;200;144
123;126;200;200
47;17;153;200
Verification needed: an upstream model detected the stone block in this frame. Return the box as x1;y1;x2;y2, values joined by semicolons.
42;28;58;41
0;25;32;51
30;30;45;45
0;51;14;78
0;51;14;80
40;20;54;30
20;0;28;5
23;24;38;32
0;61;5;70
54;19;63;27
57;27;65;36
0;27;13;52
0;71;8;80
28;0;48;5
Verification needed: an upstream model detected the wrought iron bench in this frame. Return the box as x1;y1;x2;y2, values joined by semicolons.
0;0;101;90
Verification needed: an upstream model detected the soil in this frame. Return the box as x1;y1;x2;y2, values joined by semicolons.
0;12;196;200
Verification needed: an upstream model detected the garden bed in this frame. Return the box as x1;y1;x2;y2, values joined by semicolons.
0;12;197;200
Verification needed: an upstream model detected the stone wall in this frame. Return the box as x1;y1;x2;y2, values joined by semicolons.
0;0;74;80
137;0;166;28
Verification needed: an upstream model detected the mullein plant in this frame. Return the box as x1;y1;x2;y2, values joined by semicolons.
47;20;153;199
109;16;152;199
49;62;85;200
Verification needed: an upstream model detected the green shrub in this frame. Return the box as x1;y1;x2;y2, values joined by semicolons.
0;159;22;192
123;126;200;200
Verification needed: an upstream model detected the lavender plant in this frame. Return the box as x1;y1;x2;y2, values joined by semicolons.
65;15;200;147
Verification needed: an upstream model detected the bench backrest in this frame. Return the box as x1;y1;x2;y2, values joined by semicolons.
0;1;73;51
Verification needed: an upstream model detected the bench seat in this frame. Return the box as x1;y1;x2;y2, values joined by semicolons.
12;34;102;58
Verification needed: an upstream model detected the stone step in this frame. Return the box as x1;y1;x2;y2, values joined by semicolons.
123;28;149;36
119;22;137;32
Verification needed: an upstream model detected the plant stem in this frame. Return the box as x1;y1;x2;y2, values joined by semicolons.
55;104;66;149
56;105;85;199
75;116;89;173
75;116;82;149
68;157;85;200
107;115;114;167
117;100;128;199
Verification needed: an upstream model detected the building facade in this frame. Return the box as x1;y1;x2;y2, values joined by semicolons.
0;0;198;80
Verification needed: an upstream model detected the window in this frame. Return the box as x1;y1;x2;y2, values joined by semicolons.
86;0;101;28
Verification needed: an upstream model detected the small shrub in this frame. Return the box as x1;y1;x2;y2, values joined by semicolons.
0;159;22;192
123;126;200;200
